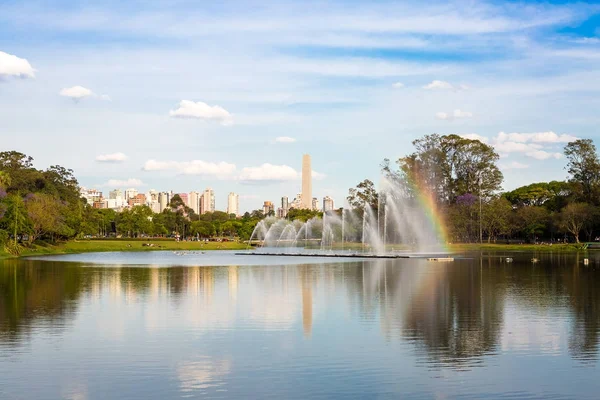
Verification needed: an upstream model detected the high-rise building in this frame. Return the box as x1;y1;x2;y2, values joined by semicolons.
125;188;138;201
201;188;215;214
323;196;334;212
178;193;189;207
128;193;147;206
301;154;312;209
290;193;302;210
227;192;239;217
109;189;123;200
158;192;169;212
189;191;200;215
312;197;319;211
281;196;289;211
263;201;274;216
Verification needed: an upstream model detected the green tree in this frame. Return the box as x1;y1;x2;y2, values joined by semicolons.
559;203;594;243
347;179;379;213
564;139;600;203
3;194;27;246
516;206;549;242
482;197;513;243
24;193;62;243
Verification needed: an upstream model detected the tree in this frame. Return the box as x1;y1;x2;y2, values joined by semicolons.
516;206;549;242
24;193;62;242
347;179;379;212
564;139;600;203
559;203;594;243
392;134;503;204
482;197;513;242
3;194;27;246
0;171;11;189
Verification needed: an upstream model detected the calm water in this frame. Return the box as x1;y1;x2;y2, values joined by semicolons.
1;251;600;399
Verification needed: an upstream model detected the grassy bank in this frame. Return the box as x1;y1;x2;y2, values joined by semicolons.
0;239;249;259
0;240;590;260
449;243;585;252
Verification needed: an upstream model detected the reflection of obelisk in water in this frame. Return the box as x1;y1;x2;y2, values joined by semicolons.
202;268;214;304
301;154;312;210
301;266;313;337
228;266;238;302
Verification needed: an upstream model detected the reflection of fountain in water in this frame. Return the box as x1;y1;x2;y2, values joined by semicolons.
248;176;446;254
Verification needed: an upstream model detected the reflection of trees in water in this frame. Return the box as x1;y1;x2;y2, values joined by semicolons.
356;258;506;369
0;260;85;341
2;256;600;363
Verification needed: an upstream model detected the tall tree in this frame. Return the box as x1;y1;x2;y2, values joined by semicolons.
564;139;600;203
393;134;503;204
347;179;379;212
559;203;593;243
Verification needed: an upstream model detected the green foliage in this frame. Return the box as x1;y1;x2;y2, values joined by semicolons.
564;139;600;203
286;208;322;222
347;179;379;213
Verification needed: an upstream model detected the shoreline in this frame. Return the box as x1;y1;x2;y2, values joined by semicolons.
0;240;590;260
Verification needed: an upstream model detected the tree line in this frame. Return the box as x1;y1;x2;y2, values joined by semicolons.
0;151;269;255
347;134;600;244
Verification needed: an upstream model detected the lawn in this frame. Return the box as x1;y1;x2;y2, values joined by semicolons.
0;239;249;259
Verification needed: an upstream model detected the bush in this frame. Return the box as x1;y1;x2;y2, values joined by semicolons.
0;229;8;246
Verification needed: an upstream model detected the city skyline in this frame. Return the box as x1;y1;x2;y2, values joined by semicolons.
80;153;334;213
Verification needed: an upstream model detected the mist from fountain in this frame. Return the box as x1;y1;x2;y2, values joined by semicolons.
247;175;447;255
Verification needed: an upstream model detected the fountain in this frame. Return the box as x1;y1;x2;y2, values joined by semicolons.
243;175;449;259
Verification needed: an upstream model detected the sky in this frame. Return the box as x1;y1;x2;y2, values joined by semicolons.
1;0;600;212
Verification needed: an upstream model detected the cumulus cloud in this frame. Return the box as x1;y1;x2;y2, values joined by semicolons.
0;51;35;79
239;164;298;183
526;150;562;160
143;159;237;179
312;170;327;180
169;100;232;125
59;85;94;100
391;82;404;88
275;136;296;143
436;109;473;120
500;161;530;170
96;152;127;163
239;164;326;184
102;178;145;187
459;133;489;143
496;131;578;144
493;141;542;154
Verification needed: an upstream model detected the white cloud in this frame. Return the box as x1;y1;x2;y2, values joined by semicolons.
423;80;454;90
493;141;542;154
169;100;232;125
239;164;298;183
391;82;404;88
102;178;145;187
96;152;127;162
99;94;112;101
275;136;296;143
143;159;237;178
436;109;473;120
312;170;327;180
459;133;489;143
0;51;35;79
59;85;94;100
496;131;578;143
500;161;529;170
526;150;562;160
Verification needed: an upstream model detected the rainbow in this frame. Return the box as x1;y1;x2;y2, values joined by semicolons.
404;170;451;252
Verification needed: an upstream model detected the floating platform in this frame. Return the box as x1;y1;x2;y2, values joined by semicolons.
235;252;452;260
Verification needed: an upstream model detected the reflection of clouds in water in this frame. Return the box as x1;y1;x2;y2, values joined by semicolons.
501;301;568;355
62;382;88;400
178;357;231;393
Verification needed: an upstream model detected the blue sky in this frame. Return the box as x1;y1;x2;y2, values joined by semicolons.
1;0;600;212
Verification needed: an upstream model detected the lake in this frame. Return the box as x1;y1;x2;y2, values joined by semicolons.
1;251;599;399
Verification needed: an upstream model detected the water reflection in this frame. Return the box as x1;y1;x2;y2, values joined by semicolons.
1;254;600;370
